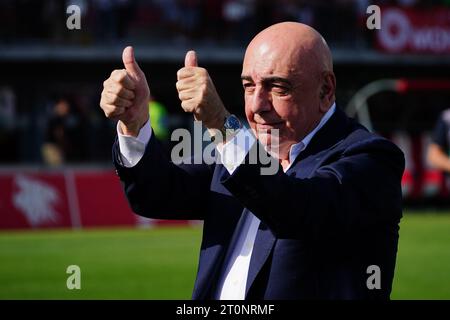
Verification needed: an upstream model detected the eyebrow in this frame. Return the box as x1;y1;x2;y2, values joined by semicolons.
240;75;293;87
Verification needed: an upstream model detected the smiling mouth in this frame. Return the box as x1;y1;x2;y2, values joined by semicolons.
256;122;283;130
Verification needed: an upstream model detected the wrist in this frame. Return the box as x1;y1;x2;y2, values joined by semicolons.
204;109;230;131
119;115;149;137
211;112;242;143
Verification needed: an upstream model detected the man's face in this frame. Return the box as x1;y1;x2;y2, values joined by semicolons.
241;42;323;156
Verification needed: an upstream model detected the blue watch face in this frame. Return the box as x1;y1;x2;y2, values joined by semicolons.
225;115;241;130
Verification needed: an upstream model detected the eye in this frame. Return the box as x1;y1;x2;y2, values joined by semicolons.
271;84;290;96
243;82;255;93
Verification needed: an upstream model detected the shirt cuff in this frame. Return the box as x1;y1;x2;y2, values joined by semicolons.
215;127;256;174
117;120;152;168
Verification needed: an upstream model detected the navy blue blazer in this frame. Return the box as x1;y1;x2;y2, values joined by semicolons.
113;107;405;300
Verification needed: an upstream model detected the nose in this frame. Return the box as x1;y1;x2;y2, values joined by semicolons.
250;86;272;114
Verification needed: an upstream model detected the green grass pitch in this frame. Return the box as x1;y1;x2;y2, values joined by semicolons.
0;212;449;299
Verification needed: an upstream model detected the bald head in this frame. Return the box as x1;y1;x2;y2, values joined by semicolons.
245;22;333;79
241;22;337;160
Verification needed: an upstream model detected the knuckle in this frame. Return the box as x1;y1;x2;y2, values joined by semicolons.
177;69;184;79
181;101;190;111
105;93;115;104
100;92;109;103
109;83;118;94
117;74;126;84
112;70;125;82
111;69;121;78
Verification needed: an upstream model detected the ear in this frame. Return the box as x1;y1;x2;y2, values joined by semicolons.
319;72;336;112
320;88;326;99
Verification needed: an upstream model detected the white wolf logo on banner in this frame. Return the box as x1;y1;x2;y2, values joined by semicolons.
13;175;59;226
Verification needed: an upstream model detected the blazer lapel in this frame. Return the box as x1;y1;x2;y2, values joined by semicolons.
285;107;353;178
193;164;246;299
245;219;276;297
293;107;351;165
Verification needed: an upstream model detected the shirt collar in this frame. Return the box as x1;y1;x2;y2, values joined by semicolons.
288;103;336;165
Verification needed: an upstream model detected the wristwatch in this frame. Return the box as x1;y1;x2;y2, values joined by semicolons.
214;114;242;142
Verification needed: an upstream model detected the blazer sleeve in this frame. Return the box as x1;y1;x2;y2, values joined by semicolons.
113;134;213;220
220;136;405;239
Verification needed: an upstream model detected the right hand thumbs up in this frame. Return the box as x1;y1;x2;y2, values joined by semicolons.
122;46;145;82
100;46;150;137
184;50;198;68
176;50;228;130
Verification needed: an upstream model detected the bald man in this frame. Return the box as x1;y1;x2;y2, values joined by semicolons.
100;22;405;300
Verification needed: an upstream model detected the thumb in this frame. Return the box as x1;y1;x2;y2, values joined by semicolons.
122;46;143;79
185;50;198;67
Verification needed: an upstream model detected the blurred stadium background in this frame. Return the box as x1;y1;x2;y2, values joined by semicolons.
0;0;450;299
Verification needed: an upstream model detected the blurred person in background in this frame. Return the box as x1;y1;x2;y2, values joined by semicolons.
100;22;404;300
148;97;169;141
427;109;450;187
42;97;86;166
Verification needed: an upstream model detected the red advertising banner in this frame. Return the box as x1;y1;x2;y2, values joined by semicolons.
376;7;450;54
0;172;72;229
0;168;189;230
75;171;136;227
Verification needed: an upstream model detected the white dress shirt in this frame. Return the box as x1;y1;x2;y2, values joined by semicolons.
117;103;336;300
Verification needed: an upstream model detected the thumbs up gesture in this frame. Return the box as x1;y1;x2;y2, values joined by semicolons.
100;46;150;136
176;50;229;130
